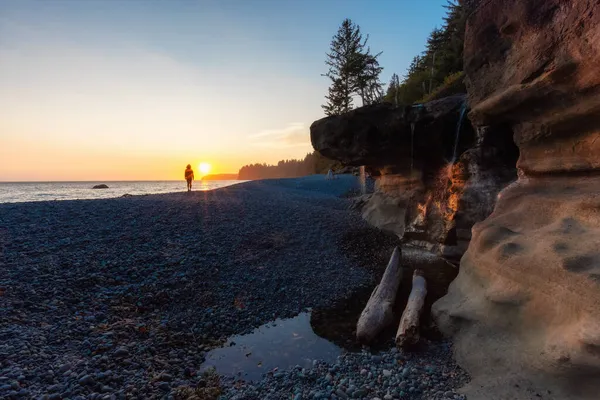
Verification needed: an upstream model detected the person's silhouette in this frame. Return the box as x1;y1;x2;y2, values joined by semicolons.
184;164;194;192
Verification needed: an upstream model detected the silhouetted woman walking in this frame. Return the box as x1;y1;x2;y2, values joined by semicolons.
184;164;194;192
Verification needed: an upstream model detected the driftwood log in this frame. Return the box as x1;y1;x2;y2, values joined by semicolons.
395;269;427;348
356;247;402;343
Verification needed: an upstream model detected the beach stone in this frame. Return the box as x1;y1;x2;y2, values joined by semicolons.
156;373;173;382
114;347;129;358
0;176;468;398
78;375;95;386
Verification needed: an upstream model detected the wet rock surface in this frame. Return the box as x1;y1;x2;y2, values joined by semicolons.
0;176;467;399
310;91;517;262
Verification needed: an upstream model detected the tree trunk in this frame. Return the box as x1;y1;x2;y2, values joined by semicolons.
395;269;427;348
356;247;403;343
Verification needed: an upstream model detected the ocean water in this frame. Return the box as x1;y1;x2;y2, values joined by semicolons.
0;180;246;203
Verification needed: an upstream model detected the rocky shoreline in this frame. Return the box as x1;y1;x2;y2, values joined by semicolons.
0;176;468;399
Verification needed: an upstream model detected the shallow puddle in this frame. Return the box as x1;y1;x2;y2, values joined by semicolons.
202;246;459;381
201;312;342;381
312;247;458;349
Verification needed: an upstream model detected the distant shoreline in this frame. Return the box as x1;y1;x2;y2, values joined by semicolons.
0;180;247;204
0;180;183;183
200;173;239;181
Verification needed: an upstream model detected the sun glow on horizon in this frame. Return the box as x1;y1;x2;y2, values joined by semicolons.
199;162;211;176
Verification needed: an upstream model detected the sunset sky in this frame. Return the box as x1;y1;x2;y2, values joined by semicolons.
0;0;448;181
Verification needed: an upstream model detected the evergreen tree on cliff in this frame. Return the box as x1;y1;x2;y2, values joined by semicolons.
385;73;401;105
356;52;384;105
322;18;383;116
390;0;466;105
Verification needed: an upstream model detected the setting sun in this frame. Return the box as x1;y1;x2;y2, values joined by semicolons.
199;162;211;175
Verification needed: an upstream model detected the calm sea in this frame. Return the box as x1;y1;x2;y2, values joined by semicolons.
0;180;246;203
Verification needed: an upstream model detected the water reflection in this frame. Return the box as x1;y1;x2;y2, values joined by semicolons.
311;247;458;350
202;247;458;381
201;312;341;381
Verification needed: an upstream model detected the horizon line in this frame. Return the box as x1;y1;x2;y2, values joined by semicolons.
0;179;242;183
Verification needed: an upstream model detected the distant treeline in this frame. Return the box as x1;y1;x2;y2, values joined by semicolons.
238;151;341;180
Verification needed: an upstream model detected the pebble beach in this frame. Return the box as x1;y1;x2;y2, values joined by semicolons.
0;175;468;399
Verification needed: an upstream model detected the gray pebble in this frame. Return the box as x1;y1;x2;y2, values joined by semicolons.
78;375;96;386
114;347;129;358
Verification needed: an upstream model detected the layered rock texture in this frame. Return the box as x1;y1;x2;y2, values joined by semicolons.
311;95;517;262
432;0;600;399
311;0;600;398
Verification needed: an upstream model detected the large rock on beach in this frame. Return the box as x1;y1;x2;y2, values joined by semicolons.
433;1;600;399
310;94;470;169
310;92;517;261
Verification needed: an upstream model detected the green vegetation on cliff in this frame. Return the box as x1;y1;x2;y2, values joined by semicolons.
385;0;466;105
320;2;466;111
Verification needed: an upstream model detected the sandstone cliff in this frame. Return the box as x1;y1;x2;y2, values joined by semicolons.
432;1;600;399
310;1;600;398
311;94;517;262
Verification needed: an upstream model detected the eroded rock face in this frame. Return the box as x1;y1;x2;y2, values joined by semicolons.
433;1;600;399
312;93;518;260
434;176;600;400
465;0;600;176
312;95;501;257
310;95;470;169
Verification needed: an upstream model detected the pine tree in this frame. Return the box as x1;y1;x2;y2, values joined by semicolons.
356;52;384;106
322;18;383;115
392;0;466;105
322;77;349;116
384;73;401;105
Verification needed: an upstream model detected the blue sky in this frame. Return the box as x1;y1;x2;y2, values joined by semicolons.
0;0;449;180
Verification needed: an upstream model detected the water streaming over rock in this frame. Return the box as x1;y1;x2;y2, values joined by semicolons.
451;101;468;164
410;122;416;178
359;166;366;194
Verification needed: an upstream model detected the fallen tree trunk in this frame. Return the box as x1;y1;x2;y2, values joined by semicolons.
395;269;427;348
356;247;402;343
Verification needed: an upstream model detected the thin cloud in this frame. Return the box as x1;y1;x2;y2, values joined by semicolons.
249;123;311;148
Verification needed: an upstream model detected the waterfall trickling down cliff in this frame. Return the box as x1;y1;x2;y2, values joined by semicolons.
410;122;415;179
359;166;366;194
451;101;468;164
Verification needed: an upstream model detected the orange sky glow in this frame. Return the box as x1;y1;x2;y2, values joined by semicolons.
0;3;321;181
0;1;447;181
